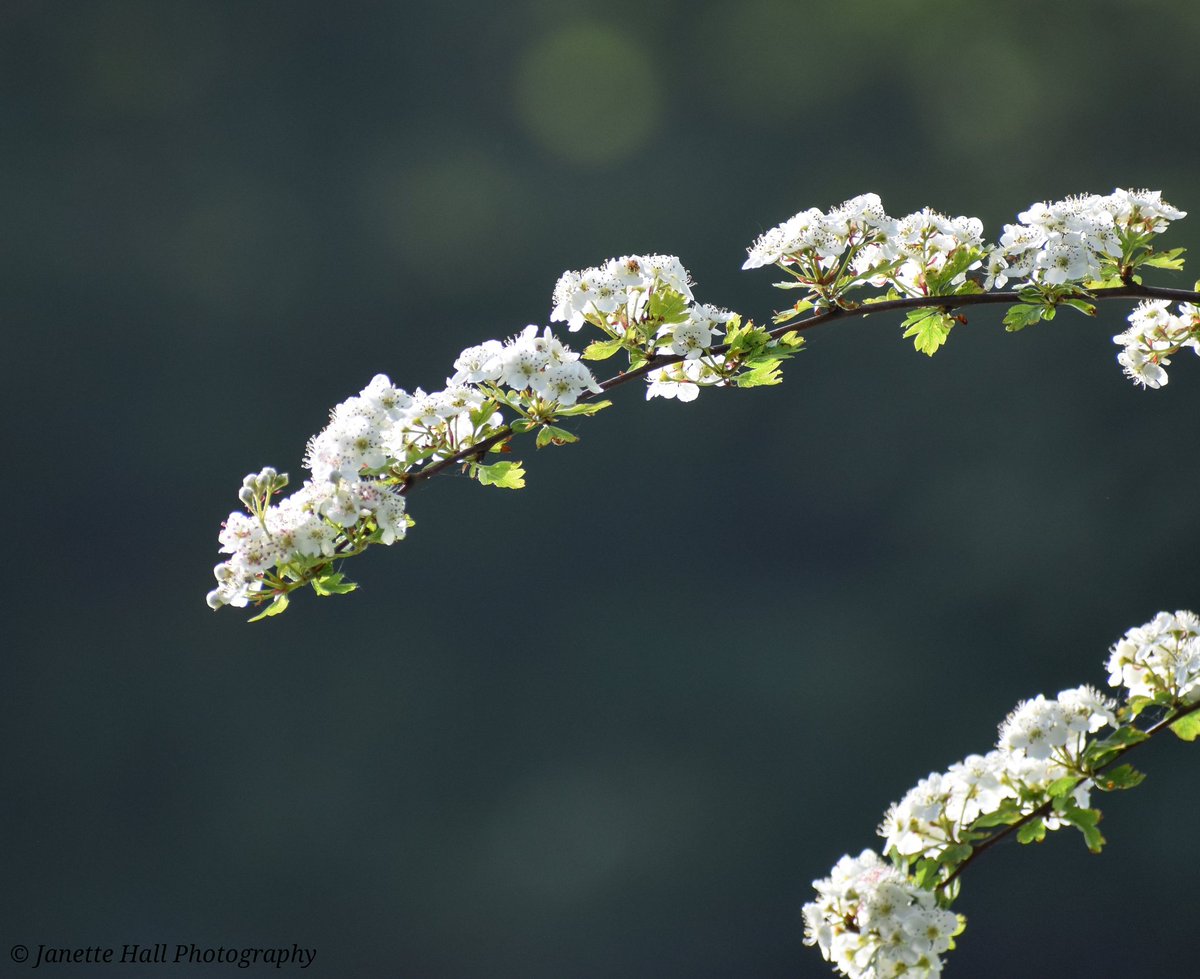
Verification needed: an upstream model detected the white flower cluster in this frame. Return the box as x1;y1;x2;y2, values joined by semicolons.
208;468;408;609
643;302;739;402
742;193;894;271
998;685;1117;760
1111;300;1200;388
853;208;985;296
210;321;605;611
551;254;693;331
449;325;603;407
989;189;1186;288
552;253;743;403
1107;610;1200;705
803;849;960;979
877;686;1114;864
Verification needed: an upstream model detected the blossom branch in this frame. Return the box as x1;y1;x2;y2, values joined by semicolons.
400;281;1200;495
937;695;1200;891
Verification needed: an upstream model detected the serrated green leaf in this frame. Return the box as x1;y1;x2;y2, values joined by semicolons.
1125;695;1158;719
647;287;691;325
1017;817;1046;844
311;572;357;597
475;460;526;489
725;321;772;357
970;799;1023;829
734;362;783;387
1169;710;1200;742
248;593;289;622
901;307;954;355
1094;764;1145;792
535;425;578;448
1003;303;1047;332
1061;806;1105;853
555;399;612;417
938;843;973;867
774;330;805;351
582;338;625;361
1140;247;1186;271
1085;724;1150;766
927;246;983;292
1047;776;1079;800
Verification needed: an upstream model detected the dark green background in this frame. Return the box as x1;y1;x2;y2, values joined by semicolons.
4;1;1198;976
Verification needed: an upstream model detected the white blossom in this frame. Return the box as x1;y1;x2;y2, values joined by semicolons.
803;850;960;979
1107;610;1200;705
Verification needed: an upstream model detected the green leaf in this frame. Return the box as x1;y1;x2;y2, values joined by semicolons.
1125;695;1158;720
1060;297;1097;316
1169;710;1200;742
912;858;940;889
248;593;289;622
555;399;613;417
1047;776;1079;801
774;330;805;352
311;572;357;597
1017;817;1046;844
647;287;691;325
970;798;1023;828
1003;303;1048;332
1060;806;1105;853
1141;247;1186;271
582;338;625;361
735;361;784;388
772;305;805;325
938;843;973;867
926;246;984;293
1094;764;1145;792
475;461;526;489
901;307;954;356
536;425;578;448
724;320;771;357
1085;724;1150;766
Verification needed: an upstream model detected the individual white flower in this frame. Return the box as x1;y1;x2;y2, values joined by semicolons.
666;319;713;359
1117;346;1170;388
645;358;716;402
1056;685;1117;734
344;479;409;545
359;374;414;420
451;341;505;384
529;359;602;405
997;694;1063;759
